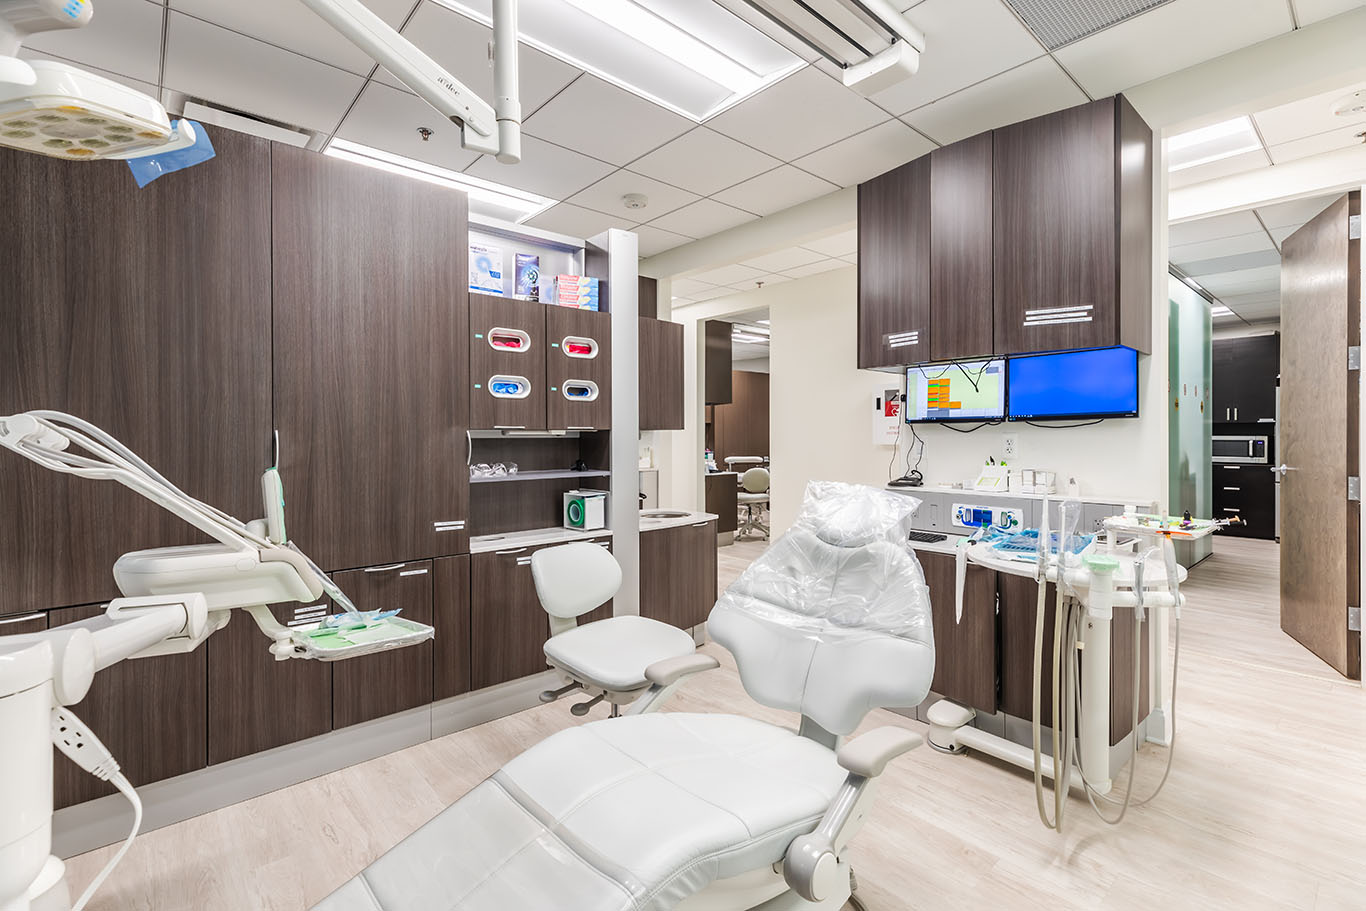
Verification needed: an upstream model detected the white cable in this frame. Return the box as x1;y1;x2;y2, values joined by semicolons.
71;773;141;911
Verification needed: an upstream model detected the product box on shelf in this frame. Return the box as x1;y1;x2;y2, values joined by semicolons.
552;274;600;311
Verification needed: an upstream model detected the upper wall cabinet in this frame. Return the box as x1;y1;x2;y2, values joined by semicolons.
639;317;684;431
705;320;734;404
858;155;931;369
930;132;994;362
993;96;1153;355
470;293;548;431
272;145;471;570
546;307;612;431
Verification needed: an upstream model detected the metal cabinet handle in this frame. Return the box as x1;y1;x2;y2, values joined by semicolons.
1222;486;1240;491
494;425;526;430
1234;407;1238;420
466;429;472;467
0;612;45;626
364;563;407;573
691;522;709;527
1222;507;1241;513
495;547;528;555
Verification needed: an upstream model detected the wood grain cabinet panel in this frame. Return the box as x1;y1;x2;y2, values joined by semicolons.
330;562;435;727
705;474;738;535
918;551;997;713
858;156;931;368
640;520;716;630
272;145;470;570
639;317;684;431
0;131;273;614
471;545;551;689
930;132;994;362
207;600;333;765
704;321;733;404
433;555;472;700
469;293;548;431
51;604;207;808
546;307;611;431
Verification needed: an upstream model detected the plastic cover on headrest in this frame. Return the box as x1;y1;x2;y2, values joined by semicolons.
798;480;921;548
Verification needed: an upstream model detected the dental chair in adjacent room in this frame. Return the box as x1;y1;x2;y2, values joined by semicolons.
314;481;935;911
532;541;701;717
737;467;771;541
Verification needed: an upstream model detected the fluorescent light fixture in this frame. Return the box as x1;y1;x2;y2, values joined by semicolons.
732;323;770;336
1183;277;1204;292
732;333;767;343
1210;304;1234;317
1168;116;1263;172
757;318;770;325
324;138;553;223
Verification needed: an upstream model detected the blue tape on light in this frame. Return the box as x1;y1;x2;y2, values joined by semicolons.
126;120;216;188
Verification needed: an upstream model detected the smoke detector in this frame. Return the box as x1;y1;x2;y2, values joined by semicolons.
622;193;648;211
1333;90;1366;118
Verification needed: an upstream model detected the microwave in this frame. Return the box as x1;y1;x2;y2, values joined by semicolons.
1213;435;1269;464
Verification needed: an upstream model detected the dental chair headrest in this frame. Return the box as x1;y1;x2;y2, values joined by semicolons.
799;480;920;548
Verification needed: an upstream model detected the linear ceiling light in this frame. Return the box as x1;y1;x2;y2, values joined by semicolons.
1168;115;1263;172
325;138;553;223
1210;304;1233;317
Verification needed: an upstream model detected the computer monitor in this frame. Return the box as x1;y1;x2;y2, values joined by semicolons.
1007;346;1139;421
905;359;1007;423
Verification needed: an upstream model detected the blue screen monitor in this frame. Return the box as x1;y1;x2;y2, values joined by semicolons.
905;359;1007;423
1007;347;1139;421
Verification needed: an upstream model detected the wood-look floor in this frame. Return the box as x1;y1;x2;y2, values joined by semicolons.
66;537;1366;910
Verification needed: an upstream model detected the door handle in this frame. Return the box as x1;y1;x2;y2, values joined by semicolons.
1271;464;1297;476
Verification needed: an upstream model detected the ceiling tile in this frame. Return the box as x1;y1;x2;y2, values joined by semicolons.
671;277;721;298
335;81;482;172
867;0;1045;116
566;170;699;221
1269;225;1298;245
712;166;838;216
376;2;580;115
686;286;740;303
629;128;780;196
1176;249;1282;277
1268;123;1366;165
170;0;412;75
689;263;765;286
635;225;693;258
801;228;857;258
646;199;757;239
1198;264;1281;295
739;246;826;273
1169;230;1276;264
164;13;365;133
25;0;163;85
522;75;692;167
1168;211;1265;245
1255;194;1340;228
464;134;614;199
19;49;159;97
523;203;635;239
1253;79;1366;145
793;120;936;188
901;57;1086;146
706;66;888;160
1052;0;1293;98
783;258;849;279
1292;0;1366;25
838;252;858;264
1168;148;1271;190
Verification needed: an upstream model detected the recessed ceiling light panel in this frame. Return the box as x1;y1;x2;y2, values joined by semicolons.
1167;115;1264;172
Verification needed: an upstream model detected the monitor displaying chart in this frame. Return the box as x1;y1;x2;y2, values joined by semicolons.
905;359;1007;423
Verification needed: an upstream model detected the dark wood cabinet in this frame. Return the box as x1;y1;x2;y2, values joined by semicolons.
207;600;333;764
433;555;472;700
330;562;434;728
930;133;994;362
858;155;931;368
639;317;685;431
0;611;47;636
0;131;273;615
546;307;611;431
1213;334;1279;423
711;371;770;468
640;520;717;629
993;96;1152;355
1213;463;1276;539
469;293;548;431
705;474;738;535
272;145;470;571
917;551;997;712
471;545;551;689
51;604;207;808
638;276;658;319
704;320;733;404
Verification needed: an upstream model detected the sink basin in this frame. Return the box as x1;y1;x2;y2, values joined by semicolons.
642;510;690;519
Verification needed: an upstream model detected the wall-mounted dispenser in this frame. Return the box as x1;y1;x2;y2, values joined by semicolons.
488;375;531;399
487;327;531;352
561;380;599;401
561;336;598;359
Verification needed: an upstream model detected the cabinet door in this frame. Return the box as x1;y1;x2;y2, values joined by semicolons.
993;99;1116;354
207;600;333;764
51;604;207;808
930;133;994;361
1211;338;1239;422
639;317;684;431
272;145;470;570
1215;464;1276;539
704;320;733;404
858;156;930;368
705;475;738;534
0;131;273;614
470;293;548;430
433;555;472;700
997;573;1056;725
546;307;612;431
471;546;549;688
918;551;997;713
640;523;715;629
331;562;434;728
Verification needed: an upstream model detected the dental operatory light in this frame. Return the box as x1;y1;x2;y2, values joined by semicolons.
324;138;553;222
1167;115;1263;172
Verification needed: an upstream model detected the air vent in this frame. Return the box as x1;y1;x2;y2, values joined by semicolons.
1003;0;1174;50
181;100;314;148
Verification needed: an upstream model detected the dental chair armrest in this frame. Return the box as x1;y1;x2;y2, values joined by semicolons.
644;653;719;687
837;726;923;778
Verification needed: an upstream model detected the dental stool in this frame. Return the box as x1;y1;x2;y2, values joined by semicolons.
314;481;935;911
533;540;700;717
736;467;771;541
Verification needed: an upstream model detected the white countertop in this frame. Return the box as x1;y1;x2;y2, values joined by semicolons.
887;484;1158;508
641;509;718;532
470;526;613;554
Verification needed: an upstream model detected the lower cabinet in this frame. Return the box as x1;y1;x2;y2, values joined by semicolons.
1213;463;1276;539
641;520;718;630
52;603;207;808
330;561;434;728
704;475;738;535
433;555;473;701
917;551;998;713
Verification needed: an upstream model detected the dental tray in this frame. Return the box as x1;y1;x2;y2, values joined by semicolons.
986;528;1097;558
289;616;435;661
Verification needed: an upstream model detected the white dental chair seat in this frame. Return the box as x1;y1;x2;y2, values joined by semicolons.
313;712;845;911
542;615;698;692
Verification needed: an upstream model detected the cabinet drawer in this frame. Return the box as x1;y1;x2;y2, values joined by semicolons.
470;293;547;430
331;561;434;727
547;307;611;431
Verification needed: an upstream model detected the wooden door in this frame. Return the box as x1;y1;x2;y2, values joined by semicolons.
918;551;997;712
331;562;435;727
858;156;931;367
207;600;333;764
0;131;273;614
546;307;612;431
51;604;207;807
930;132;994;361
1279;193;1361;678
469;293;548;430
272;145;470;570
471;545;548;688
433;555;472;700
639;317;684;431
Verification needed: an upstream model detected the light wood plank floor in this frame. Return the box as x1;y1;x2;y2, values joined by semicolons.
67;536;1366;910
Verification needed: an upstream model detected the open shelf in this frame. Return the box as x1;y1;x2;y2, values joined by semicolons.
469;468;611;484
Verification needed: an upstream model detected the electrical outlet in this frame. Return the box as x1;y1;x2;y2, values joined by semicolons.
1003;434;1018;458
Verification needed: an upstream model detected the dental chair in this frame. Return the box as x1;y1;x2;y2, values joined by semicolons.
313;482;935;911
736;467;771;541
533;540;701;717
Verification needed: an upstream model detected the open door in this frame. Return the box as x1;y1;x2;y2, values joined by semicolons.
1278;191;1361;679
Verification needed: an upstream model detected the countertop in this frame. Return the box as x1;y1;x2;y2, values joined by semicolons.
470;526;613;554
640;509;718;532
886;484;1158;508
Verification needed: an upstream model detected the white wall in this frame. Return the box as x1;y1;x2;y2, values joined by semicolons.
733;356;769;373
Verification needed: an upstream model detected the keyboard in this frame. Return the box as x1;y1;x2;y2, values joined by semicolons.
907;531;948;543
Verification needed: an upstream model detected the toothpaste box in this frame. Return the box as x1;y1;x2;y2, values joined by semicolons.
552;274;601;310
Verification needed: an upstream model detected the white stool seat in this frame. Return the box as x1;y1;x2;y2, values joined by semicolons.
737;492;769;504
543;615;697;692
